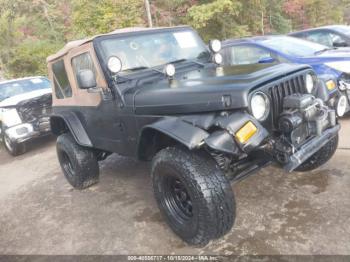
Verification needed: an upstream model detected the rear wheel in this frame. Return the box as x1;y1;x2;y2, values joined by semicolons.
296;135;338;172
151;147;235;246
56;133;99;189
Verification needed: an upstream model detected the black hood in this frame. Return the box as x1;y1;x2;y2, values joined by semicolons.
132;63;309;115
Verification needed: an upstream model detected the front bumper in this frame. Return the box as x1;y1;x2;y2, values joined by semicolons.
284;124;340;172
204;94;340;175
4;119;51;143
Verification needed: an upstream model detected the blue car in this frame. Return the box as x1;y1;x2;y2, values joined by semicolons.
221;35;350;115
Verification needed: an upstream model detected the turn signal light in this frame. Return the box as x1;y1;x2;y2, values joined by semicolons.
235;121;257;144
326;80;336;91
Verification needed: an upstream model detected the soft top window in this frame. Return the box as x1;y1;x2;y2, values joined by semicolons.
72;52;97;89
52;59;72;99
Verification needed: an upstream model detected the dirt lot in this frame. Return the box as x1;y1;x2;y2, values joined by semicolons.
0;119;349;255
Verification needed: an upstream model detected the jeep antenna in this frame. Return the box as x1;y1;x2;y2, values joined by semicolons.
144;0;153;28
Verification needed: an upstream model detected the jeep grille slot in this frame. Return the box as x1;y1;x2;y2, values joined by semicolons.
269;75;305;127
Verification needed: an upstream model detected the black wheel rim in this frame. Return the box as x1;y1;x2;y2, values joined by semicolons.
61;152;75;179
163;175;193;222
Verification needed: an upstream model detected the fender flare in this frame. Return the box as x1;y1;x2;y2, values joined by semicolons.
50;111;93;147
140;118;210;150
137;118;210;160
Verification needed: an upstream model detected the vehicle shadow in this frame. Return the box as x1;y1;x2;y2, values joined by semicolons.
0;135;56;164
25;135;56;153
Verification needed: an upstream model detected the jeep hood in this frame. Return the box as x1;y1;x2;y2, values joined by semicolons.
0;88;52;108
132;63;308;115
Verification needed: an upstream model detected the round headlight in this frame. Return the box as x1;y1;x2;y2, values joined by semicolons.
336;95;347;117
251;92;270;121
305;74;314;93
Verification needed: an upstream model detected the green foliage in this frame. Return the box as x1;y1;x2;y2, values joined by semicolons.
6;40;61;78
187;0;250;41
305;0;344;27
0;0;350;78
265;0;292;33
71;0;145;37
151;0;196;26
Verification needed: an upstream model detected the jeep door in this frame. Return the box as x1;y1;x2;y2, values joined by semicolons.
50;43;128;154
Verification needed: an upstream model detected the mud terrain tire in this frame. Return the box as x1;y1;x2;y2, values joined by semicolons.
296;134;338;172
57;133;99;189
151;147;235;246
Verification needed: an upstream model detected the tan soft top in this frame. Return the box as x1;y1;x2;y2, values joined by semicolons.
47;26;190;63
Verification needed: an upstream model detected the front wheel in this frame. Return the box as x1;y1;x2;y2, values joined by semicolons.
1;129;26;156
56;133;99;189
296;134;338;172
151;147;236;246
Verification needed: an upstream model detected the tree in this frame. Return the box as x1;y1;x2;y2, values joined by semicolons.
71;0;145;37
1;0;350;78
150;0;197;26
305;0;344;27
187;0;249;41
0;0;69;77
265;0;292;33
6;40;61;78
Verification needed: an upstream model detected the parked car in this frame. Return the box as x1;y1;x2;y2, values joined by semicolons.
289;25;350;48
222;35;350;116
0;77;52;156
47;26;339;246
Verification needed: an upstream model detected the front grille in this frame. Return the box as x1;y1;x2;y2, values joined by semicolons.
268;75;306;127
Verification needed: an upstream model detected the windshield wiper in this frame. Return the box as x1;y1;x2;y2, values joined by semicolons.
124;66;163;74
168;59;187;64
125;66;149;72
168;58;205;67
314;47;337;55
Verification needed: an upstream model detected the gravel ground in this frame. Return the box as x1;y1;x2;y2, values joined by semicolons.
0;119;349;255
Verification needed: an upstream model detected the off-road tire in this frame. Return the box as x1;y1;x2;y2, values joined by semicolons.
151;147;235;246
56;133;99;189
296;134;339;172
1;126;26;156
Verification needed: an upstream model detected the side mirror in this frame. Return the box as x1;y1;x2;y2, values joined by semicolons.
333;40;348;48
77;69;97;89
258;57;276;64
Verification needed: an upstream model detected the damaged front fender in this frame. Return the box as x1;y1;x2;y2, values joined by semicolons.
213;112;269;153
140;111;269;158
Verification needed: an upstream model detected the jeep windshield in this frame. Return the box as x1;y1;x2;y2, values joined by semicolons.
98;29;210;73
0;78;51;102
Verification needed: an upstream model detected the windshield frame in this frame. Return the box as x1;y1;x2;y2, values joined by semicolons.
259;36;328;58
0;77;51;102
93;26;210;79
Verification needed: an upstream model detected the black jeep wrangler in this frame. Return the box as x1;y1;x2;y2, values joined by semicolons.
47;26;339;246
